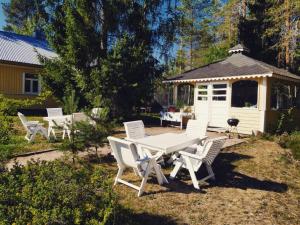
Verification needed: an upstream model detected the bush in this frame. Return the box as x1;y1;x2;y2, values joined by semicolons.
276;132;300;160
0;160;117;224
0;115;14;144
0;92;51;116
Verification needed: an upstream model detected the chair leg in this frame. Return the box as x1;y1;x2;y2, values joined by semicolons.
170;160;183;179
29;129;38;143
114;168;124;185
152;161;164;185
184;156;200;190
39;127;48;140
138;164;151;197
206;163;215;180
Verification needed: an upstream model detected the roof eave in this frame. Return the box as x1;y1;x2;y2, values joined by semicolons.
163;73;273;83
0;59;43;68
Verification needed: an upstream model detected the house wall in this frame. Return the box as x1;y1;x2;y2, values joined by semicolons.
0;63;59;109
265;77;300;132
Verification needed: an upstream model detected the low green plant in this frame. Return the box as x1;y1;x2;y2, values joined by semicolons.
0;160;117;224
0;115;14;144
0;92;51;116
276;132;300;160
276;107;298;134
77;108;114;157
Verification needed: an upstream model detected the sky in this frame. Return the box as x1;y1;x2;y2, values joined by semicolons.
0;0;9;30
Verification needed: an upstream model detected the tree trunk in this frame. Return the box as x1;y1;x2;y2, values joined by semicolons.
241;0;247;18
284;0;291;68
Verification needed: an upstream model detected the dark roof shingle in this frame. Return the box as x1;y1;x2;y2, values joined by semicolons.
167;53;299;81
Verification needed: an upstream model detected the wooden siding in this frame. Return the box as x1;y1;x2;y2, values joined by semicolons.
0;63;60;108
229;108;261;134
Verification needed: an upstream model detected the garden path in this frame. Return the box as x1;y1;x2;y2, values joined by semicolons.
6;126;244;169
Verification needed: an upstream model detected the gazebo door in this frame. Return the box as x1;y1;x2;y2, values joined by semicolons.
195;82;228;128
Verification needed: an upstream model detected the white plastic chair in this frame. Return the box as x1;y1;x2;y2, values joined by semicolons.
108;136;165;197
18;112;48;143
185;119;208;139
167;119;208;164
123;120;146;140
46;108;63;117
170;136;227;190
46;108;67;139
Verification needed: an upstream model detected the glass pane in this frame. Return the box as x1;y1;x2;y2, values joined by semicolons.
25;73;38;79
213;90;226;95
32;80;39;93
198;91;207;95
213;84;227;89
25;80;31;92
231;80;258;107
177;84;194;106
198;96;208;101
198;85;207;89
213;96;226;101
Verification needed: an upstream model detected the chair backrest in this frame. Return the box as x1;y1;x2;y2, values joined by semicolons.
18;112;30;131
195;137;227;169
108;136;140;168
47;108;63;117
186;119;208;138
123;120;146;140
72;112;89;123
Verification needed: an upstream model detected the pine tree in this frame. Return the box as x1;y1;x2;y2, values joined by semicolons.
2;0;47;36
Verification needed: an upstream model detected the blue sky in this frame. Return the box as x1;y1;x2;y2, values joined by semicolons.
0;0;9;29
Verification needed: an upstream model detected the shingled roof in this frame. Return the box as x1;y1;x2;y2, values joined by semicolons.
0;31;57;66
165;52;300;83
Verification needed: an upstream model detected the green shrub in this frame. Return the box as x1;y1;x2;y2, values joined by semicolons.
276;132;300;160
0;92;51;116
0;160;116;224
0;115;14;144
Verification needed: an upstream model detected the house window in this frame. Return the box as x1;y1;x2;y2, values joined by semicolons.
177;84;194;106
231;80;258;108
24;73;40;94
212;84;227;101
197;85;208;101
271;82;295;110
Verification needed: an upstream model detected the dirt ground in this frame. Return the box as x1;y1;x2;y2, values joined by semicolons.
107;138;300;225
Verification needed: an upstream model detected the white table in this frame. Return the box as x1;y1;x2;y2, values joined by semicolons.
43;115;72;138
134;133;205;183
134;133;202;156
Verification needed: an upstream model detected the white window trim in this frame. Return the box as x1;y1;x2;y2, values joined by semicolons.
22;72;41;95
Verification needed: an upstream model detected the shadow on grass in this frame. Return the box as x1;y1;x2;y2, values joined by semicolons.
170;152;288;193
115;206;177;225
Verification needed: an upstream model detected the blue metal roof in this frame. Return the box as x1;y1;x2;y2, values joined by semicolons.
0;31;57;66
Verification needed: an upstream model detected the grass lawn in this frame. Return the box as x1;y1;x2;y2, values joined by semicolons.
5;116;61;156
97;139;300;225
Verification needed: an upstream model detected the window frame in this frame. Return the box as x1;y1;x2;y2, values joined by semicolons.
212;83;227;102
22;73;41;95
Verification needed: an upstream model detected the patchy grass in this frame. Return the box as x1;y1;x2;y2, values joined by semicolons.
3;116;61;156
98;139;300;225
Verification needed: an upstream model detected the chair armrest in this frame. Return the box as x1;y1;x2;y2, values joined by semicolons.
178;150;204;160
26;121;39;125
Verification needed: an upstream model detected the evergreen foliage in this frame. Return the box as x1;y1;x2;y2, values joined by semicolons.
0;160;116;224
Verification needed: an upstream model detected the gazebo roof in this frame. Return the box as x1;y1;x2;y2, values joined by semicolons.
165;52;300;83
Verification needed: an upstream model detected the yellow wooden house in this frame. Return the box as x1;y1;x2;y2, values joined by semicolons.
0;31;59;110
164;45;300;134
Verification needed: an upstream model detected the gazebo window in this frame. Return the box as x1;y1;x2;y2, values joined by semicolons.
177;84;194;106
231;80;258;108
271;82;295;110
